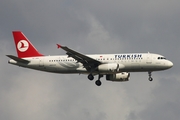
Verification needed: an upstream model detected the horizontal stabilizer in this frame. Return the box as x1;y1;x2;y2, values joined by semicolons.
6;55;30;64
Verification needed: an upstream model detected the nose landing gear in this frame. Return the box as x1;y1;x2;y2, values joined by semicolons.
148;71;153;81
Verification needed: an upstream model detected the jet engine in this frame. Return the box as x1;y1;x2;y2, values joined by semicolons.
106;72;130;81
98;63;124;72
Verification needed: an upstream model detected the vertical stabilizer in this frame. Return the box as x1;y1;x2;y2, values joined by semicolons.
12;31;43;58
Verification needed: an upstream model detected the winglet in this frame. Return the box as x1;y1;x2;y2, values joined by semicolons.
56;44;61;49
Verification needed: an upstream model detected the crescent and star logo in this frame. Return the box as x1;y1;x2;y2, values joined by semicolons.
17;40;29;52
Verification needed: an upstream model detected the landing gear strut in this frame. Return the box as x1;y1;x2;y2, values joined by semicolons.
95;75;103;86
148;71;153;81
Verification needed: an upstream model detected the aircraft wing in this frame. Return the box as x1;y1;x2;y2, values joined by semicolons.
57;44;101;71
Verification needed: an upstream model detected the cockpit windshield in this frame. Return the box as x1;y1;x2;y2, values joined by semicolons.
157;57;166;60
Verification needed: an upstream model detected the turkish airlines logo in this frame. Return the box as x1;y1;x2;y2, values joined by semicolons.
17;40;29;52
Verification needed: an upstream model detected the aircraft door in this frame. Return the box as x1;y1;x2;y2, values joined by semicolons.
146;54;152;64
39;59;44;67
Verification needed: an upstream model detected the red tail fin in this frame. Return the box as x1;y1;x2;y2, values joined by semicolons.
12;31;43;58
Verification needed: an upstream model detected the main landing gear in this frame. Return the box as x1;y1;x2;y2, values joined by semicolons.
88;74;103;86
88;74;94;80
148;71;153;81
95;75;103;86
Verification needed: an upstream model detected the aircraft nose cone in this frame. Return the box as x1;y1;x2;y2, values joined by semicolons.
167;61;173;68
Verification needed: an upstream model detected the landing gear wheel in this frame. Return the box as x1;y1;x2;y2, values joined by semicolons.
149;77;153;81
95;80;102;86
88;74;94;81
148;71;153;81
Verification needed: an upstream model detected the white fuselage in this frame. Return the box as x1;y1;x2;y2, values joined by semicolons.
8;53;173;74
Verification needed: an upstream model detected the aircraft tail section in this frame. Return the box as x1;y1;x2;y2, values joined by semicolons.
6;55;30;63
12;31;43;58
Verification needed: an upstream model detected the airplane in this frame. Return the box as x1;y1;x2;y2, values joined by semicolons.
7;31;173;86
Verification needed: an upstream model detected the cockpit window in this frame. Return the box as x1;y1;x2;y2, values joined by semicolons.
158;57;166;60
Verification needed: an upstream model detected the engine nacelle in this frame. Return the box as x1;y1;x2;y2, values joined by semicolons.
98;63;124;72
106;72;130;81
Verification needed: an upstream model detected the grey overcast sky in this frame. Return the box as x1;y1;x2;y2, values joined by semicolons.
0;0;180;120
